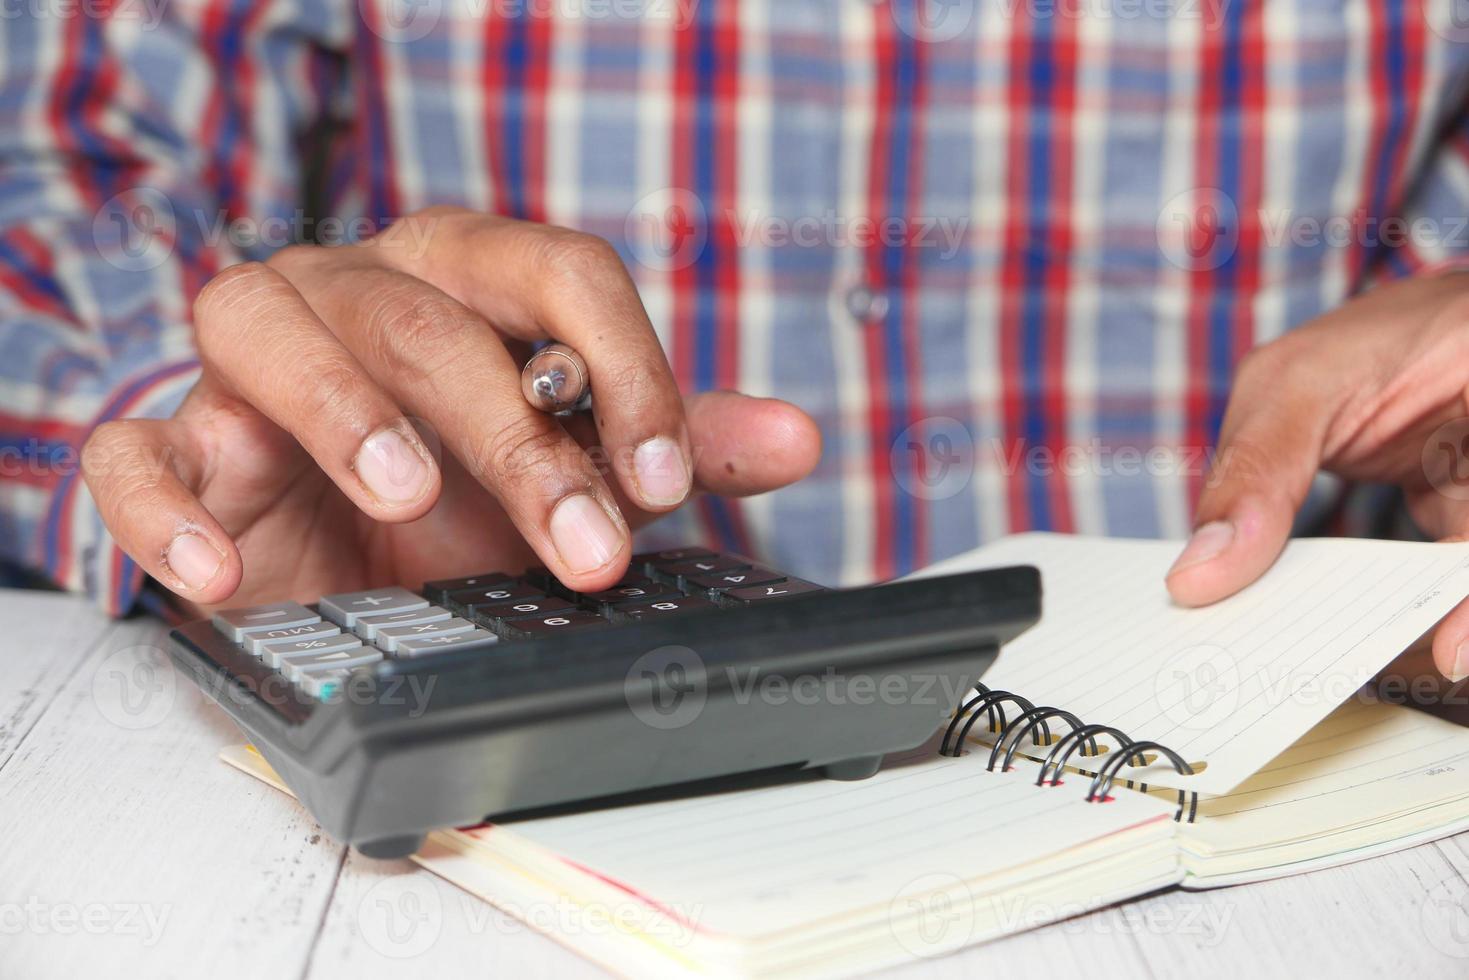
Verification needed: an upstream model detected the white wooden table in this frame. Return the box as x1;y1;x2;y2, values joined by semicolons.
4;588;1469;978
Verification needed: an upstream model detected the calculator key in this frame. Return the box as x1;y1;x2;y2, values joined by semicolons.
447;583;545;614
658;556;750;581
501;611;609;637
396;629;501;657
299;669;352;701
283;647;383;681
685;568;786;594
355;606;452;641
611;595;718;622
422;572;514;606
720;579;825;604
580;581;677;607
212;602;319;642
519;566;559;591
375;617;476;654
243;621;342;657
632;547;715;567
319;587;429;628
472;596;576;632
262;633;366;669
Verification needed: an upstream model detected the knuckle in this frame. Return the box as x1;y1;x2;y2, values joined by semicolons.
193;261;276;330
538;230;624;287
263;243;322;277
361;280;476;377
473;414;575;490
288;360;367;432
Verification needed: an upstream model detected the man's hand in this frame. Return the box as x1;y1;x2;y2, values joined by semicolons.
81;208;820;613
1165;271;1469;680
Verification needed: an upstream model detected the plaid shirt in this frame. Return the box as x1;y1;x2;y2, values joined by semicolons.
3;0;1469;613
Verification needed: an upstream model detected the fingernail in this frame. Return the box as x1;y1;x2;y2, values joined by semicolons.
1168;520;1236;577
355;424;432;506
550;494;624;574
1451;639;1469;683
166;533;224;591
633;436;691;507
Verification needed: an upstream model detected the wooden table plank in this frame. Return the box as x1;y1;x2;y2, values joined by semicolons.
0;591;117;771
0;605;345;978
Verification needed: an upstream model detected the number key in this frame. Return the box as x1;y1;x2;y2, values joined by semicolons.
720;579;825;604
611;595;718;622
501;611;609;638
685;567;786;594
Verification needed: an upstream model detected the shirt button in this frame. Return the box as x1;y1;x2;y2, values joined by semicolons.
844;282;890;324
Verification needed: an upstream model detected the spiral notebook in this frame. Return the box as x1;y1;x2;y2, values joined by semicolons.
222;534;1469;977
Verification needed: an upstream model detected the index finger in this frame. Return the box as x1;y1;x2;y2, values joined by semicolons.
378;211;693;512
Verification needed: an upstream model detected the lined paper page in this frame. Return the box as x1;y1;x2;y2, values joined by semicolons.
482;748;1176;939
1188;699;1469;855
918;533;1469;794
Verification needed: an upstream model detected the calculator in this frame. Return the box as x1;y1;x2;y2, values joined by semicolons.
168;548;1041;858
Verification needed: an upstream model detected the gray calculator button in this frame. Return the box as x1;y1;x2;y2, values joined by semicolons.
375;617;475;653
283;647;383;681
319;587;428;628
261;632;365;669
397;629;500;658
243;621;342;657
355;605;452;641
212;602;320;642
299;669;352;701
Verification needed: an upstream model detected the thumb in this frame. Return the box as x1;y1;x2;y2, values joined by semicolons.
1166;409;1321;607
683;390;822;496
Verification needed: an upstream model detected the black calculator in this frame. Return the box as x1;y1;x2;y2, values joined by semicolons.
168;548;1040;857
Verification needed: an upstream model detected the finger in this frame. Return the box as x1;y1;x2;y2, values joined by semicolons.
1432;596;1469;682
561;391;823;530
1166;347;1325;607
193;262;441;520
81;416;243;605
381;214;693;512
309;266;632;591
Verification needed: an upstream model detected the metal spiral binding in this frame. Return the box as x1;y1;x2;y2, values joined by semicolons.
941;687;1200;823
